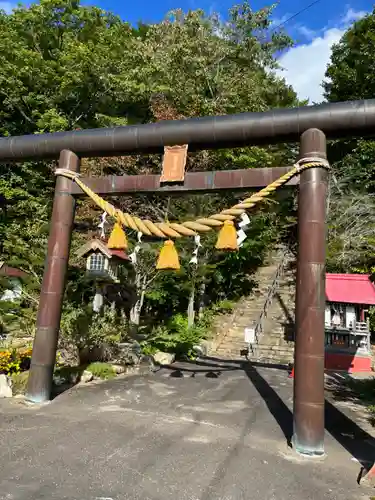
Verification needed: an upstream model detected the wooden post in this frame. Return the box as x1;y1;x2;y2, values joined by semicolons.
26;150;80;403
293;129;328;456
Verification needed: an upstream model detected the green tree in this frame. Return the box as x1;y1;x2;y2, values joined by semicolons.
324;10;374;102
0;0;301;350
0;0;143;135
323;10;375;279
326;186;375;274
323;10;375;194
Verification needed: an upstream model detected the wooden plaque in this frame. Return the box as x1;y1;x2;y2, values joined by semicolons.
160;144;188;183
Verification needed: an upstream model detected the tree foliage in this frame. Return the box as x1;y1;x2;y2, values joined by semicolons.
323;10;375;102
324;10;375;279
0;0;301;349
327;187;375;274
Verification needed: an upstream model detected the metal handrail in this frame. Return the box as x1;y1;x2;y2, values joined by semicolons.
248;247;291;353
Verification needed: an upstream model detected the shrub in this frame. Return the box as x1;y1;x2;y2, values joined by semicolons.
0;346;32;375
11;371;29;395
213;299;235;314
86;362;116;380
60;305;126;357
144;313;209;358
54;365;82;385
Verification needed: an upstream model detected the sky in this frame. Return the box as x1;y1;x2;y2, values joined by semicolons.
0;0;372;103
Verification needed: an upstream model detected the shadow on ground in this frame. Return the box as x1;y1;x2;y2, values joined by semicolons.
160;356;375;475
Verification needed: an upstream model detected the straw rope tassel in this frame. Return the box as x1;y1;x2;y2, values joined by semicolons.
156;240;180;270
215;220;238;250
107;221;128;250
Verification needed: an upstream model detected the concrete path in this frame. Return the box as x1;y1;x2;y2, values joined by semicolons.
1;358;374;500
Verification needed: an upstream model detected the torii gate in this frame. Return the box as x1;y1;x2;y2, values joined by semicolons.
1;99;375;458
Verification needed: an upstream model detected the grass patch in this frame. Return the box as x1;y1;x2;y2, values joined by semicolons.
86;362;116;380
53;363;116;384
54;365;83;384
7;362;116;397
10;371;29;395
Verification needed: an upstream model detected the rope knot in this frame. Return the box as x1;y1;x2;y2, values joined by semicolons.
55;168;81;179
294;157;330;173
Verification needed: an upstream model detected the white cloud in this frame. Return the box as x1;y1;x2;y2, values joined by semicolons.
0;2;15;14
276;28;344;103
341;7;367;24
271;13;291;28
295;24;316;40
275;7;368;103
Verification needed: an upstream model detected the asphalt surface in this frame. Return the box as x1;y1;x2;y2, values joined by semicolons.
1;358;374;500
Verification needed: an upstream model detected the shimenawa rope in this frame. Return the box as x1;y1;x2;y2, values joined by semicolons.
55;157;330;240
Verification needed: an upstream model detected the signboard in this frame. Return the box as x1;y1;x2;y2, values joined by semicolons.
244;327;255;344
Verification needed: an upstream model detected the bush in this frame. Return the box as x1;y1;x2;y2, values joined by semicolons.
213;299;235;314
0;346;32;375
11;371;29;395
54;365;83;385
144;313;209;358
86;362;116;380
60;305;126;358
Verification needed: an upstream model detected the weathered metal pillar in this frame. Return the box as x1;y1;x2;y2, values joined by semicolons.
293;128;328;456
27;150;80;403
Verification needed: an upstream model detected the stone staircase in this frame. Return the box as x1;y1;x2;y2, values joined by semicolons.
209;249;296;365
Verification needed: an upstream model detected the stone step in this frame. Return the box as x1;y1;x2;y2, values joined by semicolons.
218;334;287;343
254;345;294;353
217;342;247;351
251;352;293;359
260;342;294;349
251;348;293;356
218;342;293;352
253;353;293;361
251;355;293;363
214;345;293;359
219;328;289;338
250;357;292;365
215;351;293;364
216;340;247;348
211;251;297;359
258;341;294;348
252;345;294;353
256;345;294;353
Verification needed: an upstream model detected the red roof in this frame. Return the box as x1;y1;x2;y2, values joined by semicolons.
326;273;375;305
108;249;130;261
76;239;130;262
0;263;28;278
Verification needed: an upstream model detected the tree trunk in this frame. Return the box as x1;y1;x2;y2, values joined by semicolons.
187;285;195;328
198;282;206;319
130;274;147;329
93;285;104;313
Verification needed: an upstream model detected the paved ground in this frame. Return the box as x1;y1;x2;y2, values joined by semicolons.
1;358;374;500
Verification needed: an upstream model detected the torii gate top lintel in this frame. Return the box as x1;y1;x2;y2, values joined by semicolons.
0;99;374;162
